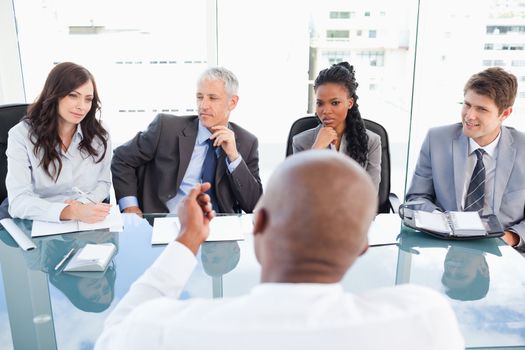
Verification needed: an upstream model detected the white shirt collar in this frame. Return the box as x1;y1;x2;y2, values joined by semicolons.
251;282;344;297
468;130;501;158
74;124;84;140
197;121;213;145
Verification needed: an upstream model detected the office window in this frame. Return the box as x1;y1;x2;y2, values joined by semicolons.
7;0;522;213
357;50;385;66
323;50;351;65
327;29;350;39
486;25;525;34
13;0;208;145
329;11;351;19
408;0;525;190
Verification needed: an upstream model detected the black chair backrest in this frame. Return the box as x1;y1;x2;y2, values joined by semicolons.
285;115;392;214
0;104;29;202
362;119;391;214
285;116;321;157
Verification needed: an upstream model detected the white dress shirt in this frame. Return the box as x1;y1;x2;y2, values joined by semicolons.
96;241;465;350
461;133;500;214
6;120;112;222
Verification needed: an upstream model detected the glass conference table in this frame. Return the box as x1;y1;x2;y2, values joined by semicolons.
0;213;524;350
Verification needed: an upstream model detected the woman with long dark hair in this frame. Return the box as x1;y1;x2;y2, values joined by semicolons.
6;62;111;223
292;62;381;189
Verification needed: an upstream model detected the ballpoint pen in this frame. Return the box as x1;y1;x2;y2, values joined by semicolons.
72;186;96;204
54;248;75;271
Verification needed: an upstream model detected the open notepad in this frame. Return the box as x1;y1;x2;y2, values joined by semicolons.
32;206;123;237
414;211;486;237
151;215;252;245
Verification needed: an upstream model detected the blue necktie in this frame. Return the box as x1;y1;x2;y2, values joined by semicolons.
464;149;486;214
201;139;219;211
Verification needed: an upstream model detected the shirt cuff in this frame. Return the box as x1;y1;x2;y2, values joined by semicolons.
118;196;139;211
507;228;525;250
50;202;69;223
225;155;243;173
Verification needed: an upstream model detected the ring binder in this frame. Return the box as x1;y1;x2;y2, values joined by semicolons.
399;203;504;240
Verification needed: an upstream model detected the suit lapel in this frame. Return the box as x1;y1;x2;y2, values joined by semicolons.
493;127;515;214
175;119;198;189
453;130;469;210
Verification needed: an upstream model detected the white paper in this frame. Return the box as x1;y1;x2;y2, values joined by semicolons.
0;218;36;250
368;213;402;246
32;206;123;237
78;207;124;232
31;220;79;237
151;217;180;245
449;211;485;231
76;243;114;260
414;211;451;234
151;215;246;245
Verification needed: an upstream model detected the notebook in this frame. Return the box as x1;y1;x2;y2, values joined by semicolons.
151;216;246;245
32;206;123;237
63;243;116;272
414;211;486;236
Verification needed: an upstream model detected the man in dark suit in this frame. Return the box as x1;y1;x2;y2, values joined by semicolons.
111;67;262;214
406;67;525;251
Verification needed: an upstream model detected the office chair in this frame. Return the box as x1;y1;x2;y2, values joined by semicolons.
0;103;29;202
285;115;400;214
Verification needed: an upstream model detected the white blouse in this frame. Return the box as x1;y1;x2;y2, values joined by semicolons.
6;120;111;222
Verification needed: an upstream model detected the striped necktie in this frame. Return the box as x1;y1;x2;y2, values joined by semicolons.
464;148;486;213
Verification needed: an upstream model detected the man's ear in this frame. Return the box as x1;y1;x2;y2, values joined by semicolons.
228;95;239;112
499;106;512;122
253;208;268;236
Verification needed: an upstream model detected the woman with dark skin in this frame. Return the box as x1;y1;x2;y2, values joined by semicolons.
292;62;381;189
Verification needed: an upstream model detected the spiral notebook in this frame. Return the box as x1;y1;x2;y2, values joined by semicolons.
414;211;486;237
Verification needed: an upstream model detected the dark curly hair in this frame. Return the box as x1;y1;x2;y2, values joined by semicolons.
314;62;368;166
25;62;108;181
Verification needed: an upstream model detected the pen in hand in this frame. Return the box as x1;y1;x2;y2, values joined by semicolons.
72;186;96;204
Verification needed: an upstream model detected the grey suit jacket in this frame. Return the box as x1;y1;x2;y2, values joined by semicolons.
406;123;525;250
292;125;382;189
111;114;263;213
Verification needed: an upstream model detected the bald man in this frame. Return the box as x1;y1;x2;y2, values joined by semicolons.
96;151;464;350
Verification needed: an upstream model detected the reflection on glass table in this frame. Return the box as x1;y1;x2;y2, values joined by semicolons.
398;227;525;349
442;245;490;301
1;213;525;349
201;241;241;297
22;231;118;313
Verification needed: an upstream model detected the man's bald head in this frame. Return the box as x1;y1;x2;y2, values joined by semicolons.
253;150;378;283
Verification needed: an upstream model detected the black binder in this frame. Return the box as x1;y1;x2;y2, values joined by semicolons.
399;204;504;240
